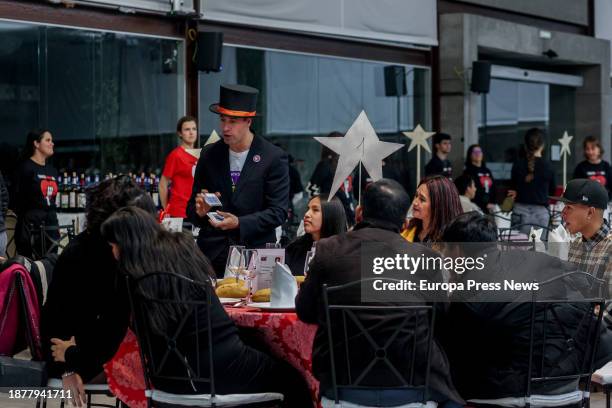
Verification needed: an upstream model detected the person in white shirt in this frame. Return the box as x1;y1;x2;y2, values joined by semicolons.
455;174;483;214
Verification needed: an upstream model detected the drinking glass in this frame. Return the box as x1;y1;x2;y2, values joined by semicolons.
225;245;245;280
241;249;259;303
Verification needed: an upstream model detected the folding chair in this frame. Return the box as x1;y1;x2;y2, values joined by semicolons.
468;271;605;408
126;271;283;408
321;278;438;407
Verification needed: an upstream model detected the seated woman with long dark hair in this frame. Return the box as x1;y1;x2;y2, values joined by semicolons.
42;176;157;406
100;206;311;407
402;175;462;243
285;194;346;275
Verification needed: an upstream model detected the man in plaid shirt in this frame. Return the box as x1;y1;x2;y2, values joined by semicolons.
556;179;611;322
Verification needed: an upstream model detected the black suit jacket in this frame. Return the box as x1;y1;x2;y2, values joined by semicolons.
186;136;289;273
295;220;463;404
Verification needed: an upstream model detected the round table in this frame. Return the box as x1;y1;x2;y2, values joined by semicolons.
104;306;319;408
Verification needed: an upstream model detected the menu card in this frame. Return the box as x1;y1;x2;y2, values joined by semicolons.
252;248;285;292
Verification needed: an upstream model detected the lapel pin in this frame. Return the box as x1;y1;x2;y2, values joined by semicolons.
253;154;261;163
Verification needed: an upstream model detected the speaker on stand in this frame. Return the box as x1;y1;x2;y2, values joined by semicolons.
196;31;223;72
471;61;491;145
384;65;407;134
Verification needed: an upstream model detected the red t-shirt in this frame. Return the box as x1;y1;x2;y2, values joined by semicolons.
162;147;198;218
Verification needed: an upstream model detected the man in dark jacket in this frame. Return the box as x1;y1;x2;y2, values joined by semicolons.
0;171;9;259
296;179;463;407
187;85;289;277
440;212;610;400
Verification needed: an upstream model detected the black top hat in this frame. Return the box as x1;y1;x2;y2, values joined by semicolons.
209;84;259;117
550;178;608;210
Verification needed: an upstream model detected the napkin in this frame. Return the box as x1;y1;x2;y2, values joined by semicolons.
528;227;546;253
547;224;572;261
270;262;298;308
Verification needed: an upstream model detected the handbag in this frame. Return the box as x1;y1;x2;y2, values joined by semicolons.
0;356;47;387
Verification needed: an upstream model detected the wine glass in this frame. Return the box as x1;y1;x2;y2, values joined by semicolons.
241;249;258;303
225;245;245;280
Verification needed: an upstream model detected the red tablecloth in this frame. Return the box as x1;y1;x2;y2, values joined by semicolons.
103;307;319;408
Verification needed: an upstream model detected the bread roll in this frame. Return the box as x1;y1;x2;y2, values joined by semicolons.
252;288;271;302
215;283;248;298
216;278;245;288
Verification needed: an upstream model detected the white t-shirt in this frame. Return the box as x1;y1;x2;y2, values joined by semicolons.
229;149;249;189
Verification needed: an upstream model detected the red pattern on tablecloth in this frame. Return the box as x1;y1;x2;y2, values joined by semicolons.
104;308;319;408
225;307;319;405
103;329;147;408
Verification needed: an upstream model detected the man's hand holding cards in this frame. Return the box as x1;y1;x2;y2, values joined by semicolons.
195;190;221;217
208;210;239;231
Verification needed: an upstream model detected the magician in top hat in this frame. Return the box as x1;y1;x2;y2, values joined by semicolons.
186;84;290;277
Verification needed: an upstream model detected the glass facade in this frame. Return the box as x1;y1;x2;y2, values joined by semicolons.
478;78;576;182
0;20;184;178
199;45;431;198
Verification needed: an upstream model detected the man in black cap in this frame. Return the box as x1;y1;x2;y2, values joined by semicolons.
424;133;453;179
554;179;611;320
186;84;289;276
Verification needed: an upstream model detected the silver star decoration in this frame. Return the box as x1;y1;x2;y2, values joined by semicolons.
403;124;434;153
558;131;573;156
204;129;220;146
314;111;403;200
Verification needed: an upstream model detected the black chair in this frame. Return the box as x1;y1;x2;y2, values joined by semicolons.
126;271;283;408
468;271;606;408
321;278;437;407
498;224;553;243
28;222;75;260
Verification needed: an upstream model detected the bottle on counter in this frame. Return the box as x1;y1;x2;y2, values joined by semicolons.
60;172;70;210
68;172;77;211
77;173;87;210
55;174;62;208
150;173;160;208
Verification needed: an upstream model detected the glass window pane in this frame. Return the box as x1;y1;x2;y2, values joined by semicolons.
0;19;184;179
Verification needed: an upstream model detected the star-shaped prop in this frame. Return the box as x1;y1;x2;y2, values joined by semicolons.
558;131;573;156
403;124;435;185
204;129;221;146
314;111;403;202
558;131;573;187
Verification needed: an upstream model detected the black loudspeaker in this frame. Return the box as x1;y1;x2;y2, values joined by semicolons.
196;32;223;72
384;65;407;97
471;61;491;93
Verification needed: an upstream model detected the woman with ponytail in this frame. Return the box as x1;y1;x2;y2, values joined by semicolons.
508;128;556;234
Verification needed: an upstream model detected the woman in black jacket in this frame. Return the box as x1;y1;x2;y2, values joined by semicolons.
285;194;346;275
100;206;311;407
42;177;157;405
